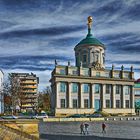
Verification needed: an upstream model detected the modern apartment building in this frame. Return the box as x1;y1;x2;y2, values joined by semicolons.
50;16;135;116
10;73;39;112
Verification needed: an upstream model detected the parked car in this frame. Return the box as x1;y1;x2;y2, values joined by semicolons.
0;116;4;120
1;115;18;119
18;114;35;119
87;113;102;118
66;114;85;118
35;113;48;119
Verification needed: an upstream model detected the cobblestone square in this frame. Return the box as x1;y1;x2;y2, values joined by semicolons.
39;121;140;140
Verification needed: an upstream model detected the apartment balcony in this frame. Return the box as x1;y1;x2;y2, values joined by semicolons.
21;104;37;108
22;94;38;98
21;86;37;89
21;99;37;104
21;90;37;93
20;81;37;84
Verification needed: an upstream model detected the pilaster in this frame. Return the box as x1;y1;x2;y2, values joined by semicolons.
101;84;105;109
55;82;59;108
130;85;135;108
78;83;83;108
111;85;116;108
66;82;72;108
90;84;94;108
121;85;125;108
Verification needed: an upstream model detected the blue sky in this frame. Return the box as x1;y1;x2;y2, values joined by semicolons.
0;0;140;90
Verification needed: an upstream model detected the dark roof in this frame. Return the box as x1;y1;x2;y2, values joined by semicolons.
135;78;140;83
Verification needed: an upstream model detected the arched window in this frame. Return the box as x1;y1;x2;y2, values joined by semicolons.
93;50;99;62
82;50;88;63
95;54;99;62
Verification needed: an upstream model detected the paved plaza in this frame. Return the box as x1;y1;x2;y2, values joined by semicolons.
39;120;140;140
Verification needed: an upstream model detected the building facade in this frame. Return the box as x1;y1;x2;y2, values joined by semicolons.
134;79;140;115
50;16;135;116
11;73;39;112
0;70;4;114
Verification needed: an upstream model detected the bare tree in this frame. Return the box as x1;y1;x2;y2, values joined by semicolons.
38;86;51;113
1;74;24;114
8;74;21;114
0;81;11;113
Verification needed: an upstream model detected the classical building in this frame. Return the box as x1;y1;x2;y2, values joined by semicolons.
0;69;4;114
10;73;39;112
50;16;135;116
134;79;140;114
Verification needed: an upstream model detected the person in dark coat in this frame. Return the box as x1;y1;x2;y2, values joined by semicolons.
102;122;106;133
80;123;85;135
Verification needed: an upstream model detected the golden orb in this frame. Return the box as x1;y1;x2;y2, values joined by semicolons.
88;16;93;23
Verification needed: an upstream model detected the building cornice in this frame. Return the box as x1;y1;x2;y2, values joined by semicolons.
53;74;135;83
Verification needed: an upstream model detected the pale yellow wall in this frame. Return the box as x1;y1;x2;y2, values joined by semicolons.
55;108;94;116
102;108;135;114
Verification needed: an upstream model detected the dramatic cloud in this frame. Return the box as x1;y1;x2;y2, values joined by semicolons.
0;0;140;90
0;25;85;39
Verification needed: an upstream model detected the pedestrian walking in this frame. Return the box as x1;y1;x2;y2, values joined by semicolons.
102;122;106;134
80;123;85;135
84;123;89;135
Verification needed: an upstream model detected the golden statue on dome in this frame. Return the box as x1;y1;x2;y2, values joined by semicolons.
87;16;93;29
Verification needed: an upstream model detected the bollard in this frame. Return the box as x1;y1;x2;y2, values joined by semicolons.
133;118;136;121
113;118;116;121
127;118;130;121
120;118;123;121
105;118;109;121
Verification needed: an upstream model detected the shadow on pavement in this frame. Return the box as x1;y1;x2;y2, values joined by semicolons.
40;133;135;140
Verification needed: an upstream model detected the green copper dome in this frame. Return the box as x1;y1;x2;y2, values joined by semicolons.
76;33;105;48
75;16;105;48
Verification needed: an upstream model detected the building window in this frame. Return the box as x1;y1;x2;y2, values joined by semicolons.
125;86;130;95
96;72;100;77
73;99;78;108
83;84;89;93
95;54;99;62
135;90;140;95
76;56;79;66
106;84;111;94
72;83;78;93
135;99;140;109
106;100;111;108
83;54;87;63
116;100;121;108
60;82;66;92
116;85;121;94
95;84;100;94
125;100;130;108
84;99;89;108
60;99;65;108
60;69;66;75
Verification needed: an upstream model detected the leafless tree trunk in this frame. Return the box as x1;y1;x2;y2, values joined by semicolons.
9;74;21;114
